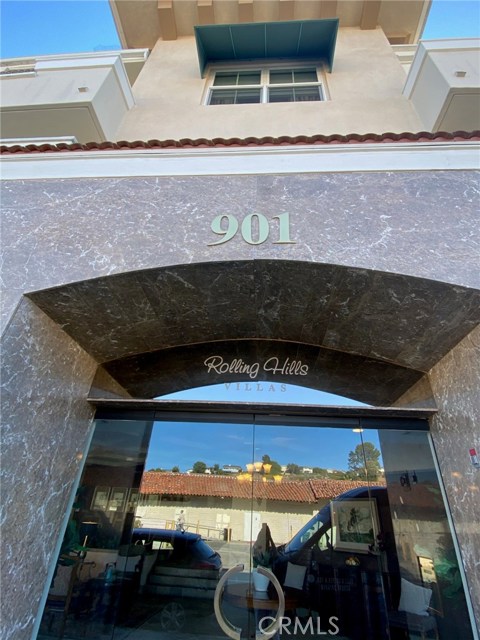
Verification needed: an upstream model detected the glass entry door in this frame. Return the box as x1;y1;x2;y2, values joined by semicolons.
36;411;474;640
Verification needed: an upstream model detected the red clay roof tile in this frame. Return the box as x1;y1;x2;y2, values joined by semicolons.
1;131;479;155
140;471;378;503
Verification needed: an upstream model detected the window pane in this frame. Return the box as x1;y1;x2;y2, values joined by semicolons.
213;73;238;86
268;88;294;102
213;71;260;86
293;69;318;83
209;89;261;105
294;87;321;101
209;90;236;105
269;70;293;84
235;89;261;104
237;71;261;85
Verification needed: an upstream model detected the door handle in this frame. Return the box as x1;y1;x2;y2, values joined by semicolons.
254;566;285;640
214;564;243;640
213;564;286;640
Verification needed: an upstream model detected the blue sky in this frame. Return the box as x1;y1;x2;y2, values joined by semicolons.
159;381;368;405
422;0;480;39
0;0;121;58
1;0;479;59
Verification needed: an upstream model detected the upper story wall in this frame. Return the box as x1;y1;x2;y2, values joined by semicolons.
115;27;423;140
0;54;137;143
404;39;480;132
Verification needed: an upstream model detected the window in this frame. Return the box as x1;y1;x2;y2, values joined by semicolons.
207;65;325;105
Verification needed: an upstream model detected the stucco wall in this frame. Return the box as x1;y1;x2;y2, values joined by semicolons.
135;499;319;546
1;58;133;143
115;28;423;140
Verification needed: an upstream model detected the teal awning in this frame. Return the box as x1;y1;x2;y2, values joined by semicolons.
194;19;339;77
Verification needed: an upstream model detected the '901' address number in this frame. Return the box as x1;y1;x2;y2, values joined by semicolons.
208;212;295;246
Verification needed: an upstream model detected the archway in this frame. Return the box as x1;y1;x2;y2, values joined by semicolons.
27;260;480;406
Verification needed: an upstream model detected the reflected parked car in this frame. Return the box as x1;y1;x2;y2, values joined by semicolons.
129;528;222;630
131;527;222;571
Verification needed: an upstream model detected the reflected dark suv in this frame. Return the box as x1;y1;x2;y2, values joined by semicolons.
273;487;400;640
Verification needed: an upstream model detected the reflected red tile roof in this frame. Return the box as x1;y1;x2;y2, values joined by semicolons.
1;131;479;154
140;471;380;503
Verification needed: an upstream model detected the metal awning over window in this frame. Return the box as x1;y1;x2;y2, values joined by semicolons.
194;19;339;77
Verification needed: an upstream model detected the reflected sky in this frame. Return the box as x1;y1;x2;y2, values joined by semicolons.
149;382;377;471
146;421;382;473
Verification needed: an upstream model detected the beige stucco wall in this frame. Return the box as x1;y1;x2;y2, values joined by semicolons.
0;57;134;143
135;499;321;545
115;27;423;140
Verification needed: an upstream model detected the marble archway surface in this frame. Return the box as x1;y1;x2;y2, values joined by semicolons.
27;259;480;405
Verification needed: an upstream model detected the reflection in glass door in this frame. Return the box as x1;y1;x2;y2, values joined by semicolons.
36;413;474;640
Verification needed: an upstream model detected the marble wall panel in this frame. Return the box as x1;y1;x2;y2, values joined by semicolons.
0;298;98;640
428;325;480;631
2;171;479;333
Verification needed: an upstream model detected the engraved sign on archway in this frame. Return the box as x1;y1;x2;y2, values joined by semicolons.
203;355;309;379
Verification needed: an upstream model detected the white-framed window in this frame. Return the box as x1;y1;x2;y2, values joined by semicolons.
206;64;325;105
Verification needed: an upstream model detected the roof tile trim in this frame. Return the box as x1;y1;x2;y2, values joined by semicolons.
1;131;479;154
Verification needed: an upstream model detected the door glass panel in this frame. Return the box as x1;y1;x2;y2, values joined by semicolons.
120;418;255;639
379;430;473;640
249;424;387;639
36;413;474;640
36;417;153;639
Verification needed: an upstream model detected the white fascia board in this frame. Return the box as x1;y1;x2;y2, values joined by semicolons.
35;55;123;71
0;136;78;145
1;142;479;180
1;49;149;67
110;56;135;109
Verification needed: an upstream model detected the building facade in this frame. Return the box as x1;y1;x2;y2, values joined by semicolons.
1;1;479;639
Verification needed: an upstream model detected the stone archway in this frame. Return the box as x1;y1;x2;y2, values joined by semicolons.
27;260;480;405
